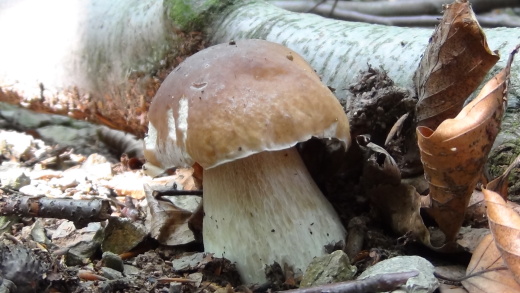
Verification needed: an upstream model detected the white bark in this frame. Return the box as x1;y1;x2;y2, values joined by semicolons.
0;0;172;95
208;1;520;108
0;0;519;134
0;0;176;134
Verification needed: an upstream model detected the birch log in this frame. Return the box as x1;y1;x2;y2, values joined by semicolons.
0;0;519;138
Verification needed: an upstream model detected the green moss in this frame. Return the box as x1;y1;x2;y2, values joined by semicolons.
165;0;235;32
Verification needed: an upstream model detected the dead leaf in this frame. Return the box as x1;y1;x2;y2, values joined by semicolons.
439;283;469;293
358;136;430;246
358;135;401;187
416;45;516;243
456;227;490;254
105;171;147;199
464;190;488;228
483;188;520;286
462;234;519;293
414;0;499;130
144;184;199;246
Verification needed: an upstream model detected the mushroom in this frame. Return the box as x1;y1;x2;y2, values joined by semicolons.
144;39;351;284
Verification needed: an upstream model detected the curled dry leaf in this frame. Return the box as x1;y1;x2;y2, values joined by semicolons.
414;0;499;130
416;45;517;243
483;187;520;286
462;233;520;293
144;183;199;246
142;168;202;246
358;136;430;246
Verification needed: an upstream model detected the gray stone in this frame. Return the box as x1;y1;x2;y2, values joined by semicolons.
358;256;438;293
0;164;30;190
300;250;357;287
36;125;94;147
169;282;182;293
102;217;147;255
171;252;206;272
66;240;101;266
102;252;125;272
30;219;51;245
123;264;140;276
100;267;124;280
0;131;34;159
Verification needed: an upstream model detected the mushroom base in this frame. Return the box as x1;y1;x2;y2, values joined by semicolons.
203;147;346;284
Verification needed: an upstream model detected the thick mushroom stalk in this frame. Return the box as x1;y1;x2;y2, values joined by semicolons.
203;146;346;284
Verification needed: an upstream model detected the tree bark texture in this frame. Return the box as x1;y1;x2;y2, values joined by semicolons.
0;0;192;136
0;0;519;139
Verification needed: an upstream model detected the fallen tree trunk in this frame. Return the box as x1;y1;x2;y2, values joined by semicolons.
0;0;519;139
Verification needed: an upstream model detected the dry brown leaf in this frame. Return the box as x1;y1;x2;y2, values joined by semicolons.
144;183;199;246
358;136;430;245
483;188;520;286
416;46;515;243
414;0;499;129
464;190;488;228
462;233;520;293
456;227;490;254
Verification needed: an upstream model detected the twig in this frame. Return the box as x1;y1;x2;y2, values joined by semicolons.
0;196;112;228
157;277;197;284
277;271;419;293
2;233;23;245
154;189;203;197
276;0;520;17
435;266;508;282
275;1;520;27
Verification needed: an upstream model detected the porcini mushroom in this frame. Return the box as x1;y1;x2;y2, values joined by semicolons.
144;39;351;284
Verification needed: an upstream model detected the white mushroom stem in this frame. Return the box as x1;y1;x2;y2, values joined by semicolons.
203;146;346;284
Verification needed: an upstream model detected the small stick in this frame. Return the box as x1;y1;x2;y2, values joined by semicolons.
157;277;197;284
153;189;203;197
435;266;508;282
277;271;419;293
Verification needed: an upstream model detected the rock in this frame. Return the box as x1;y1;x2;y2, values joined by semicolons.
169;282;182;293
0;130;34;160
19;183;62;197
300;250;357;287
50;222;103;266
0;163;31;190
36;125;96;148
123;264;140;276
357;256;438;293
102;252;125;273
187;272;203;287
30;219;51;245
51;220;77;239
81;154;113;181
100;267;124;280
0;103;63;129
49;175;78;190
171;252;207;272
102;217;147;254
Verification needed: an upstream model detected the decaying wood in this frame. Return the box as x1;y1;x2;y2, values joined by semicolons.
0;195;112;228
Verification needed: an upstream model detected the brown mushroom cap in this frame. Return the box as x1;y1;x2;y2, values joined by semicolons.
145;39;350;169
